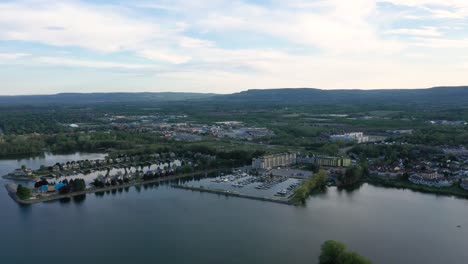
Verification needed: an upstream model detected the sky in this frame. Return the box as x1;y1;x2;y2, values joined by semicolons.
0;0;468;95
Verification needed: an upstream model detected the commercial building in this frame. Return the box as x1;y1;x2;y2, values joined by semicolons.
330;132;369;143
313;156;351;167
270;168;313;179
252;153;297;169
298;155;351;167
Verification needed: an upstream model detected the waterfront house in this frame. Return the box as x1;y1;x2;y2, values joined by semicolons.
12;169;26;177
71;162;80;170
409;172;452;187
461;179;468;191
371;171;402;179
24;168;33;176
52;165;60;173
62;163;72;170
96;175;105;182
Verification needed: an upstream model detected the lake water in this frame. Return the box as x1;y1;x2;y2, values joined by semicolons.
1;153;468;264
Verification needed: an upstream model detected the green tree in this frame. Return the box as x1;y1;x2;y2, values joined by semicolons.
339;166;364;186
319;240;346;264
336;252;372;264
16;184;31;200
292;169;328;203
319;240;372;264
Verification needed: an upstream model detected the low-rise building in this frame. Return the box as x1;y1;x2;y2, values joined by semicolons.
330;132;369;143
298;155;351;167
270;168;313;179
252;153;297;169
314;156;351;167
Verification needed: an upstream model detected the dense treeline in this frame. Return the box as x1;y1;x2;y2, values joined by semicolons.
0;132;171;157
292;170;328;203
0;135;47;157
337;165;368;187
319;240;372;264
399;127;468;147
58;179;86;194
0;108;100;134
349;144;441;164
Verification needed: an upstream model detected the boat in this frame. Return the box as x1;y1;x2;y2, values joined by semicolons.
276;189;288;196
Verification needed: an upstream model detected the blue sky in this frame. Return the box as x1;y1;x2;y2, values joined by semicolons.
0;0;467;95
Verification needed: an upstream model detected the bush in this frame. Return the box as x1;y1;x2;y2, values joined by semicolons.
319;240;372;264
16;184;31;200
292;170;328;203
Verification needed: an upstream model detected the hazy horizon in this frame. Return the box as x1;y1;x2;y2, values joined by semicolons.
1;0;468;95
1;85;468;97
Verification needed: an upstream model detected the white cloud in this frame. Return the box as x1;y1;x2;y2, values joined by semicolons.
139;49;191;64
380;0;468;18
413;38;468;48
0;52;31;60
0;1;160;52
194;0;404;54
35;56;151;69
385;27;443;37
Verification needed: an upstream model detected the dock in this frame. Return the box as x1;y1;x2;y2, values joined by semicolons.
172;184;292;205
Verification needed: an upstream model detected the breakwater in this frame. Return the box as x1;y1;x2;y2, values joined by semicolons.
172;184;291;205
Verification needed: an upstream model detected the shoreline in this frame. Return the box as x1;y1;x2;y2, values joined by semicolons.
2;162;165;182
8;171;468;206
6;169;220;205
364;176;468;199
2;175;36;181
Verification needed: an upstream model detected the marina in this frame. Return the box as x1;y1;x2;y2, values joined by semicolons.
176;171;303;203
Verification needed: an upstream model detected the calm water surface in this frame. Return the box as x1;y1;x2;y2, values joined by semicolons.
1;153;467;264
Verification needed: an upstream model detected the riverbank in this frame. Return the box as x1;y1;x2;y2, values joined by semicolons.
365;176;468;199
6;169;220;205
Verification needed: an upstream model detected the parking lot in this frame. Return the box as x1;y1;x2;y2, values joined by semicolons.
181;174;302;202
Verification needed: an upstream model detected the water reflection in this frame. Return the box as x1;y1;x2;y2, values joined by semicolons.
337;182;364;193
59;197;71;203
73;194;86;203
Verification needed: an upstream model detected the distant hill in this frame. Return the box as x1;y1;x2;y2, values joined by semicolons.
212;86;468;107
0;92;215;106
1;87;467;107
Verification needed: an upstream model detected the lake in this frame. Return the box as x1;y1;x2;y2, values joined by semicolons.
1;153;468;264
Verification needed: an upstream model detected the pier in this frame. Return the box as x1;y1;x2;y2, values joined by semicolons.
172;184;292;205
